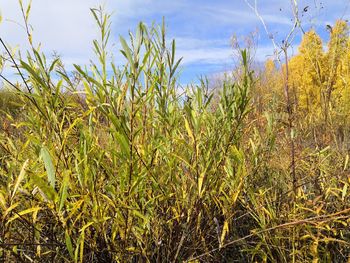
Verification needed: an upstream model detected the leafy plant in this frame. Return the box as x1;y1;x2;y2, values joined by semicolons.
0;1;350;263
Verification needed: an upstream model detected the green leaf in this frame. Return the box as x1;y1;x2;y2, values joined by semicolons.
59;173;69;212
115;131;130;157
74;64;107;93
49;58;60;72
20;60;47;88
170;57;182;79
241;49;247;65
26;0;32;21
40;146;55;188
119;36;134;66
65;230;74;258
171;39;175;65
32;174;57;202
90;8;101;27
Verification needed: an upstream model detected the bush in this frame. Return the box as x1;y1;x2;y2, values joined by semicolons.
0;5;349;263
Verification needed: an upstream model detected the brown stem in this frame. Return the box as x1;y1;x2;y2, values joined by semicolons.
282;47;297;196
187;208;350;262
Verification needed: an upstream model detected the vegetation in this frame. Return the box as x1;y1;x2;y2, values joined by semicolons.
0;2;350;262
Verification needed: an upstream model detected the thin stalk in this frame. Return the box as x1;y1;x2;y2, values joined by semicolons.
186;208;350;262
0;38;49;120
282;47;297;195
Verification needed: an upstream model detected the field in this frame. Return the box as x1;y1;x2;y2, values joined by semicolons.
0;2;350;263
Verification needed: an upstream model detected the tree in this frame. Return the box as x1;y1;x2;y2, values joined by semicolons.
289;30;324;113
324;20;349;118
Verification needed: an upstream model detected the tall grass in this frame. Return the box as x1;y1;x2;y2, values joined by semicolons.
0;4;349;263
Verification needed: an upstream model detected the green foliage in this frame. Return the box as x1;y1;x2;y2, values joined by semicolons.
0;5;350;263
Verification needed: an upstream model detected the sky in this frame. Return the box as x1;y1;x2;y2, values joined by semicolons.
0;0;349;84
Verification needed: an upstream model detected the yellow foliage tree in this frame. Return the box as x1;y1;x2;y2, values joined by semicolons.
289;30;324;113
328;21;350;113
254;59;284;113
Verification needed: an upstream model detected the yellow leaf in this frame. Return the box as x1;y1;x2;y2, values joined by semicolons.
0;192;6;210
344;154;349;171
7;207;41;224
12;159;29;200
198;172;205;197
80;221;94;233
184;118;194;143
342;183;348;200
3;202;19;219
220;221;229;247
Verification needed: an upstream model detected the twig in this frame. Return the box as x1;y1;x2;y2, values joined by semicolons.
186;208;350;262
0;38;49;120
244;0;300;195
0;38;32;94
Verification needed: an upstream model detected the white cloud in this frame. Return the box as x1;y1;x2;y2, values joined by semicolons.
0;0;105;68
174;37;229;49
178;47;233;65
110;0;186;22
169;37;230;65
254;45;276;61
199;7;293;26
0;1;190;69
174;36;275;65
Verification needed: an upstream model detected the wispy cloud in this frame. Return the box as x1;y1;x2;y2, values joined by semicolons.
171;37;231;65
199;7;293;26
178;47;233;65
0;0;101;67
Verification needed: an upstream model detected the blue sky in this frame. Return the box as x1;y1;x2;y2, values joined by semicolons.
0;0;349;84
